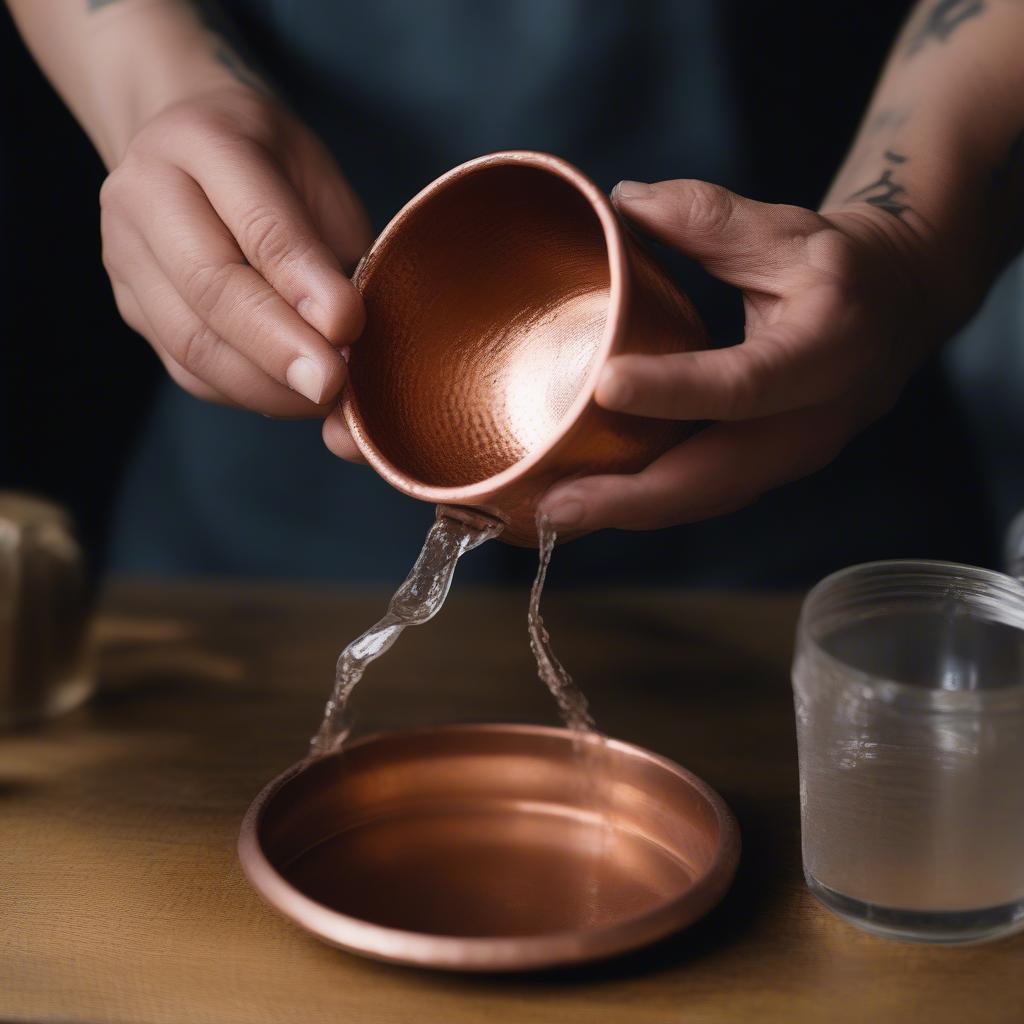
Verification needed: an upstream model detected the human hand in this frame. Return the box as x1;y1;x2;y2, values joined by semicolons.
101;85;372;422
540;178;948;532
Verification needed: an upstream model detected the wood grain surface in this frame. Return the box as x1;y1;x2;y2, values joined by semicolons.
1;581;1022;1023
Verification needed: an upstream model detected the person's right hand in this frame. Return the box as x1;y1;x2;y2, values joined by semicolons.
101;85;372;420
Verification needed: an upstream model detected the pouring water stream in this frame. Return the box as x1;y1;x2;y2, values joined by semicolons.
311;506;598;756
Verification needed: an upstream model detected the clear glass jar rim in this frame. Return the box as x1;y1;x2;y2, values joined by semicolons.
796;559;1024;711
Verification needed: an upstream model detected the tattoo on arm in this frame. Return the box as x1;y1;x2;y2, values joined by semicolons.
87;0;272;94
866;108;911;134
905;0;986;56
846;151;912;219
212;42;270;94
195;1;274;95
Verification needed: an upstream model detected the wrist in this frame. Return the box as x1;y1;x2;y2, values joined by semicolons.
79;2;264;166
819;105;1018;348
822;177;989;342
820;203;979;369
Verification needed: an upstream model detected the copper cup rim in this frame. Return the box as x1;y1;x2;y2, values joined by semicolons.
238;723;741;972
342;151;631;509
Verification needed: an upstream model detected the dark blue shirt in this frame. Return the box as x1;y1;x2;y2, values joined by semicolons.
109;0;984;584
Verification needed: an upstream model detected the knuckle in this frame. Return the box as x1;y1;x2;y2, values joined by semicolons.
113;293;143;335
676;180;733;237
100;241;121;281
99;210;140;285
131;104;251;163
720;348;766;417
175;321;220;376
99;167;132;212
100;223;133;282
317;302;349;343
804;228;858;283
168;104;214;135
316;284;364;342
159;103;226;143
182;259;237;317
607;480;667;531
245;285;282;327
238;205;296;269
111;286;132;319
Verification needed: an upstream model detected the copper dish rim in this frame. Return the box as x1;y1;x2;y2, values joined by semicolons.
238;723;741;972
341;151;630;509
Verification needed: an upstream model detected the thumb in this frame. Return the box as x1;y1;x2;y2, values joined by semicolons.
611;179;801;287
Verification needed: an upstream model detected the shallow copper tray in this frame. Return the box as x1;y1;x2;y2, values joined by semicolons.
238;724;740;971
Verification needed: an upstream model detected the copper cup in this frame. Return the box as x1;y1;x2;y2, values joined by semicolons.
344;151;708;546
239;724;740;971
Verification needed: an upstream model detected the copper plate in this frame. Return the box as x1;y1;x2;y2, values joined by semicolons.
343;152;708;546
238;724;740;971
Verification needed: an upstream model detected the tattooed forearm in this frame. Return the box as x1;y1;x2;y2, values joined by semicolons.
905;0;986;56
846;151;912;219
866;107;911;134
212;42;270;94
191;1;273;95
86;0;270;93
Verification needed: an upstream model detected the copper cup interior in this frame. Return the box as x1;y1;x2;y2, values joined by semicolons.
350;163;614;490
240;725;739;971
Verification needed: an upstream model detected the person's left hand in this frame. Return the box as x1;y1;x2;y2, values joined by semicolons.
539;178;951;533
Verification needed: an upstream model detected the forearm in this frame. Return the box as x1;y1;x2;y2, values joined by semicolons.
822;0;1024;322
5;0;262;167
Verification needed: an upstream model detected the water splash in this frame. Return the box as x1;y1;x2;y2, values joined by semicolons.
310;506;502;756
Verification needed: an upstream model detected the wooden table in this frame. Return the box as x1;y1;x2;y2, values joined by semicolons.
2;582;1022;1023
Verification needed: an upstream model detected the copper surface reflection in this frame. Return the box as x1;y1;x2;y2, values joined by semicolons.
239;724;740;971
343;152;708;545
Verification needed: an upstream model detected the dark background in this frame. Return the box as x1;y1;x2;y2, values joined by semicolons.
1;3;159;574
1;0;1019;582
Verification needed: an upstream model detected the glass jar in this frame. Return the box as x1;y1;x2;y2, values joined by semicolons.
793;560;1024;943
0;493;93;728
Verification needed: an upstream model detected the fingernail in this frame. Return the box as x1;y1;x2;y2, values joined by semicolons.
598;367;634;408
286;356;324;403
613;180;654;200
545;498;585;530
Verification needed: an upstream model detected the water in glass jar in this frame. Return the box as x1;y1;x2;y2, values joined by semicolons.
794;605;1024;943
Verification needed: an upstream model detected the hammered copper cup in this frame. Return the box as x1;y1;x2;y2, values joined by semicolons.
239;724;740;971
343;151;708;545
